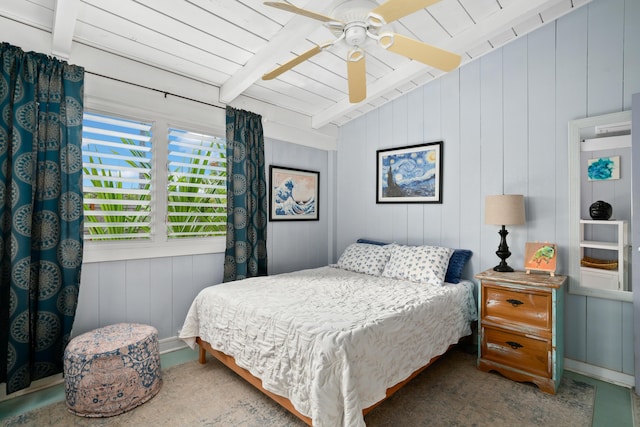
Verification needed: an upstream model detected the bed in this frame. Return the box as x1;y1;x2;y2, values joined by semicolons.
180;241;476;427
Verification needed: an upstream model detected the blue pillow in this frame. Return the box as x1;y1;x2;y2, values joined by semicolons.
445;249;473;284
356;239;472;284
356;238;388;246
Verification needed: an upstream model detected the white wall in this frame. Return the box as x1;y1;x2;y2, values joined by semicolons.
336;0;640;379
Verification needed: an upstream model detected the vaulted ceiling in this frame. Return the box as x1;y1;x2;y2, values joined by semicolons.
1;0;590;130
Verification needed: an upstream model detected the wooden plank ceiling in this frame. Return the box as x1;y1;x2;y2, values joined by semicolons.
1;0;589;129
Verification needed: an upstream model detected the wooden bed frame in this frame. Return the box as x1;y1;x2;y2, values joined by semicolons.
196;337;452;426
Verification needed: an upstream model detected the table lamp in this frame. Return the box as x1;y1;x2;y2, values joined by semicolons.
484;194;526;272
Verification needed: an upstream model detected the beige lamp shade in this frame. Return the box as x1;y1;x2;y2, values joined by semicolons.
485;194;526;225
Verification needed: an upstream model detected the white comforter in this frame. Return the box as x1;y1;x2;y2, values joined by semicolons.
180;266;476;427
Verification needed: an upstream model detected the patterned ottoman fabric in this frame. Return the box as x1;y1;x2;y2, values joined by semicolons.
64;323;162;417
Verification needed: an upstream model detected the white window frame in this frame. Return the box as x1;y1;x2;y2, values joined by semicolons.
82;99;227;263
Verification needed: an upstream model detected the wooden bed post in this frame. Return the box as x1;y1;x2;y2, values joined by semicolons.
198;343;207;364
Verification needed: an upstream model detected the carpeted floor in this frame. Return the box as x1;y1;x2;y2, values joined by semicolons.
3;346;594;427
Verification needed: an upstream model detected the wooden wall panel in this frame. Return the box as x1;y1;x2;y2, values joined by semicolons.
422;82;443;244
586;298;623;371
440;71;462;250
149;257;174;338
622;302;634;374
624;0;640;108
555;5;589;362
390;97;409;245
171;256;194;338
587;0;625;115
125;259;151;324
335;118;364;257
98;262;126;326
365;108;385;244
526;24;557;244
502;37;529;194
459;61;483;273
74;263;100;334
501;38;529;270
479;50;506;268
407;89;425;246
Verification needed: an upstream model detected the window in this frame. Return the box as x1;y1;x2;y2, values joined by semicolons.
167;128;227;238
82;112;227;259
82;113;153;240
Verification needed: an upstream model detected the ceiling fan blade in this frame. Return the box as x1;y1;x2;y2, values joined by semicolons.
263;42;333;80
347;49;366;103
379;33;461;72
264;1;342;24
369;0;441;25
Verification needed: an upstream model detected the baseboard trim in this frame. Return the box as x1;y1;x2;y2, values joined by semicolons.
565;358;635;388
159;335;188;354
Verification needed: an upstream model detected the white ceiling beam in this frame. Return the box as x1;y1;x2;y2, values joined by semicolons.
219;1;335;104
51;0;80;60
311;0;592;128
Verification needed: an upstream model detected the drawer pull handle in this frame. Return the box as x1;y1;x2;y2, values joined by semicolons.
506;341;523;350
506;299;524;307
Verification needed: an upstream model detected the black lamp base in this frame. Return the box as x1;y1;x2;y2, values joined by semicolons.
493;225;514;272
493;263;514;272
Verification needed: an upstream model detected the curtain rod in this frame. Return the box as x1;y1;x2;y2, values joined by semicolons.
85;70;226;111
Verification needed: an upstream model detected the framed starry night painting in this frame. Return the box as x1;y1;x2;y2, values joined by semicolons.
376;141;443;204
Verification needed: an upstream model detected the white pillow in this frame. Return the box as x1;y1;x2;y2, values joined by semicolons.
337;243;392;276
382;244;453;286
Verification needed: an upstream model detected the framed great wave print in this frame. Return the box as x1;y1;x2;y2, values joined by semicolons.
269;165;320;221
376;141;443;203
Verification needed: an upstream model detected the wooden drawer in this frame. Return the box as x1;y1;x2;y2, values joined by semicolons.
482;283;551;332
481;327;551;378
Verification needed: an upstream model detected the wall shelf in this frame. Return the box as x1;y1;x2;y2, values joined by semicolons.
579;219;629;292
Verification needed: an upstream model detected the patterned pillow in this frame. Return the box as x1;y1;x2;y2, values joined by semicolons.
382;244;453;286
337;243;392;276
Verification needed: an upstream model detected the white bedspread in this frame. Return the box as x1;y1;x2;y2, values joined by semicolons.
180;266;476;427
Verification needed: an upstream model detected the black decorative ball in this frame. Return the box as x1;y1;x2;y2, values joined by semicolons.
589;200;612;220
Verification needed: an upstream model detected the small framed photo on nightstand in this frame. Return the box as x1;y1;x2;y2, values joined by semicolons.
524;242;557;276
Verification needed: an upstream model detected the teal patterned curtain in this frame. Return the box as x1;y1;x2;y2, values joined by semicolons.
0;43;85;394
224;107;267;282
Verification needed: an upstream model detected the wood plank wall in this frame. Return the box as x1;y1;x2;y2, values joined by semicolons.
336;0;639;376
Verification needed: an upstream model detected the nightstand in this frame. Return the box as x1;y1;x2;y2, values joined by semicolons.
475;269;566;394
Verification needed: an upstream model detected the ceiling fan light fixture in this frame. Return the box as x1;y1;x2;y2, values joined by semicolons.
347;47;364;62
367;12;387;28
378;32;394;49
344;23;367;47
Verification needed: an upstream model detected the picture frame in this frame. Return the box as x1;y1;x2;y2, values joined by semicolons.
524;242;558;276
376;141;443;203
269;165;319;221
587;155;620;181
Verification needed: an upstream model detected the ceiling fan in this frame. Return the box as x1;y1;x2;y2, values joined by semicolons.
262;0;462;104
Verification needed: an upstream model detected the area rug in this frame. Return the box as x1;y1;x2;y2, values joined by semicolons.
3;347;594;426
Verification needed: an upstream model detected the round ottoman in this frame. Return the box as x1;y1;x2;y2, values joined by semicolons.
63;323;162;417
